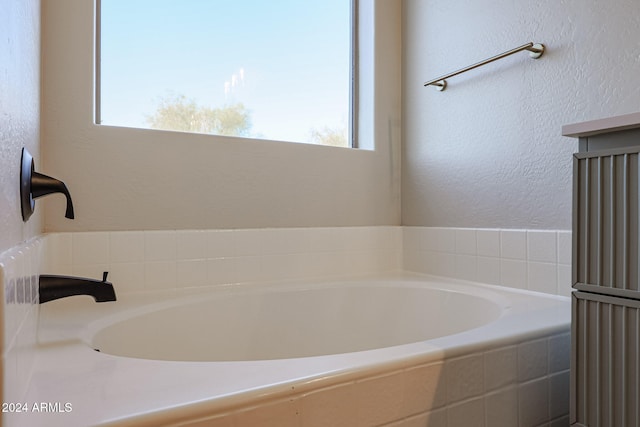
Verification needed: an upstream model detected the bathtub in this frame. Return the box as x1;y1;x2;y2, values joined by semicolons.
22;273;570;427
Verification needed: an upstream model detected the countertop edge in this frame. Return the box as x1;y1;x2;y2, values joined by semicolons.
562;112;640;138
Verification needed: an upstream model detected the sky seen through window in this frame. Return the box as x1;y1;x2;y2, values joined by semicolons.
99;1;351;145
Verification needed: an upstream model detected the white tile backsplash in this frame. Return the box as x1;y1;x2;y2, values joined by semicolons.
43;232;72;271
527;262;558;294
109;231;144;263
500;259;527;289
557;264;572;297
455;228;477;255
177;259;208;288
206;229;236;258
144;260;177;290
40;227;403;294
557;231;572;265
476;229;500;257
36;226;572;296
1;236;44;404
109;262;145;293
176;230;207;260
500;230;527;260
232;229;265;257
206;257;236;286
434;228;456;253
72;232;109;265
404;227;572;296
454;254;477;281
476;256;501;285
527;230;557;263
144;230;177;261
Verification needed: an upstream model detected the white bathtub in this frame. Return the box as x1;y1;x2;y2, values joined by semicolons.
89;281;502;362
23;274;570;427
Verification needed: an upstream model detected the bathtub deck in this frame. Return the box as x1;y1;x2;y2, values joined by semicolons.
15;274;570;427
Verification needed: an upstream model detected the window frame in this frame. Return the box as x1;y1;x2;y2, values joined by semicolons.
94;0;359;149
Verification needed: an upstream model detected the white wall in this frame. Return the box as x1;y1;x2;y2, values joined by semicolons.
0;0;42;411
38;1;640;234
402;0;640;229
41;1;401;232
0;0;42;253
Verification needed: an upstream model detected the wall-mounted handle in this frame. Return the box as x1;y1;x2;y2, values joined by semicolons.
20;148;75;222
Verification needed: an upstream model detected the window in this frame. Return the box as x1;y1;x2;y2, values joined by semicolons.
97;1;355;147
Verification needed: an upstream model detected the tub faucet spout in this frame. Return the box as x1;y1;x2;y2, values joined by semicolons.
39;272;117;304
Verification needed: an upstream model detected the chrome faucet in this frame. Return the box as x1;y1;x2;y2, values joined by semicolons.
39;272;117;304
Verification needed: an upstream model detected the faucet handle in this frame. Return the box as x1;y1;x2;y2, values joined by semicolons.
102;271;109;282
20;148;75;221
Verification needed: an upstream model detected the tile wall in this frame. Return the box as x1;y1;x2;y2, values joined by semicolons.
403;227;572;297
172;331;571;427
0;236;44;406
40;227;572;297
42;227;403;294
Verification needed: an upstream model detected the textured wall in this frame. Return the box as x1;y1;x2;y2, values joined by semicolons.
0;0;42;253
41;1;401;232
402;0;640;229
